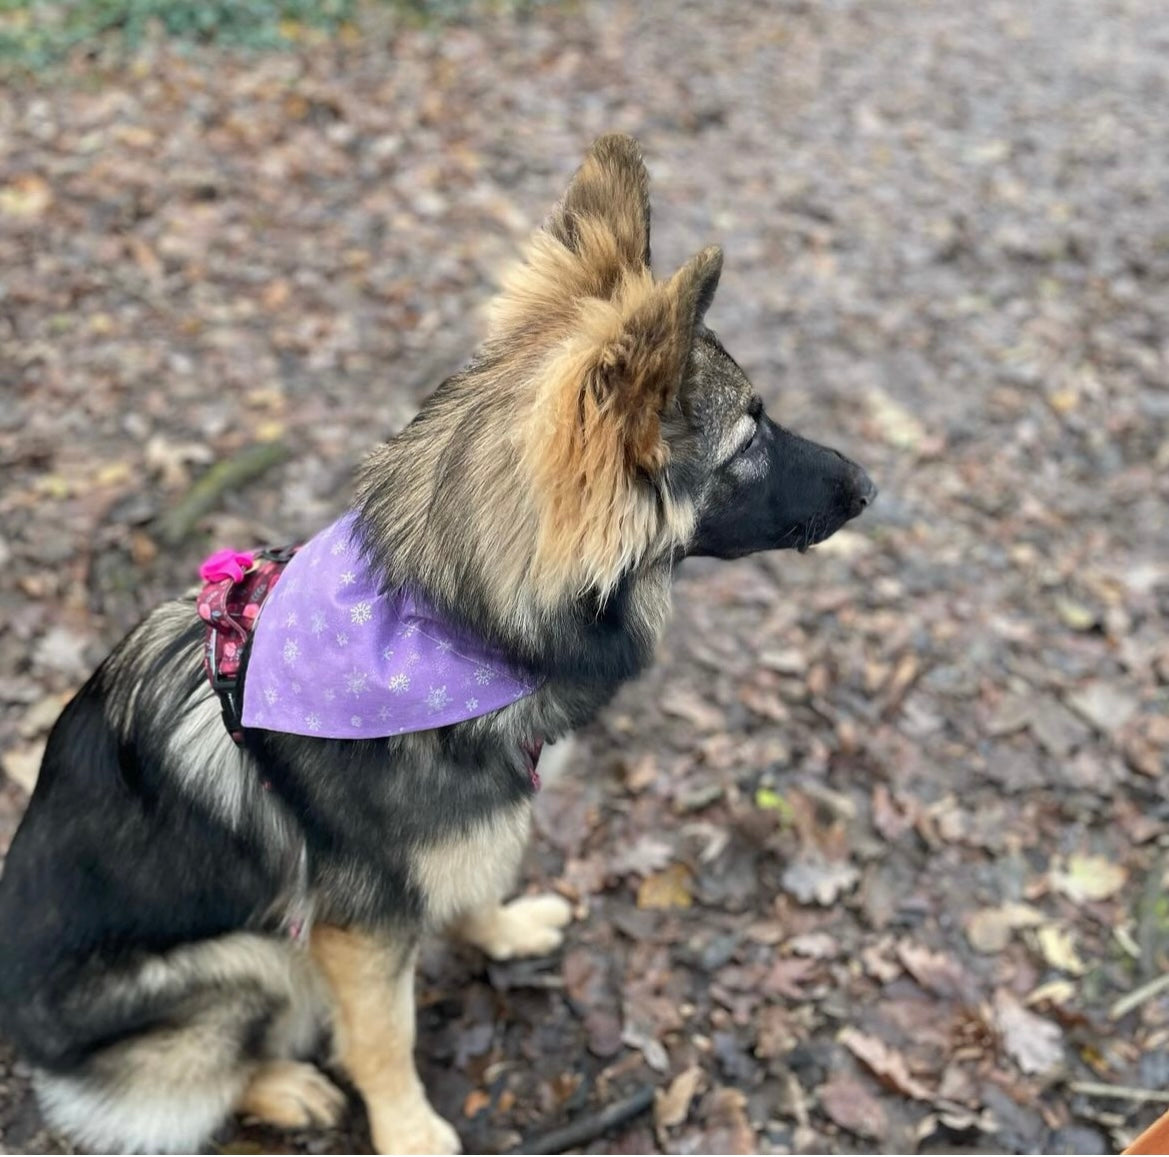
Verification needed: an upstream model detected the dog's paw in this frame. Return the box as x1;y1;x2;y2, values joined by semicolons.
370;1100;461;1155
470;893;574;961
238;1060;348;1130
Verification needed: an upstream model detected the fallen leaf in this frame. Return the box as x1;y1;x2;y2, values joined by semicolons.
655;1065;704;1131
896;940;971;999
755;787;795;824
839;1027;933;1101
788;932;839;959
1035;925;1085;976
819;1072;888;1139
637;863;693;910
1050;854;1127;903
0;174;53;218
1065;681;1139;734
463;1088;490;1118
660;686;725;731
701;1086;755;1155
994;990;1064;1075
1;741;44;794
782;856;859;905
611;834;674;878
965;903;1046;953
762;956;818;1000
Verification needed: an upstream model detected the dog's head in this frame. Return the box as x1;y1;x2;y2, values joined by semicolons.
359;135;876;649
487;134;875;590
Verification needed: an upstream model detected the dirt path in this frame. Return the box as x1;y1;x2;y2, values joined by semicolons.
2;0;1168;1151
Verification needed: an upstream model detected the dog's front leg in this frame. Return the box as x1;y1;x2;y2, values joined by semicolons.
455;893;573;961
311;924;460;1155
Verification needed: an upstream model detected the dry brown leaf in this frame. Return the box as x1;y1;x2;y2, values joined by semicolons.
763;956;818;1000
965;902;1045;953
787;931;839;959
993;990;1064;1075
819;1072;888;1139
637;863;693;910
896;939;971;999
655;1065;704;1131
462;1088;491;1118
659;686;725;731
1;741;45;794
782;855;859;905
839;1027;933;1101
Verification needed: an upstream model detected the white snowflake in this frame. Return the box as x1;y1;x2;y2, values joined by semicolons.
350;715;362;727
436;639;454;653
290;682;302;693
335;631;349;647
406;651;421;666
350;600;373;626
282;638;300;665
474;667;494;685
401;623;419;638
310;554;322;568
310;612;328;636
263;687;279;705
381;644;395;661
345;670;369;698
425;685;452;713
283;577;299;593
323;688;335;701
304;712;322;732
339;570;357;587
378;704;393;721
388;673;410;693
283;611;299;628
330;540;347;556
465;697;479;711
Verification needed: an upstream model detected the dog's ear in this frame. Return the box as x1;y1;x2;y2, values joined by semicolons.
544;246;725;477
672;245;722;330
547;134;652;271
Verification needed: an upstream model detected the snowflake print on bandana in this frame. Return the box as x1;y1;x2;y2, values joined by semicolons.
240;511;542;739
426;686;452;713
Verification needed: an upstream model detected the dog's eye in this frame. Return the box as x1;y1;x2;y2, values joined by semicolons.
734;423;759;458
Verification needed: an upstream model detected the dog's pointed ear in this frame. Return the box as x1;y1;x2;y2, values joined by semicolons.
671;245;723;331
547;134;652;270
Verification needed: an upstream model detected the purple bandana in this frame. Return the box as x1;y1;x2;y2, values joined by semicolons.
240;513;541;739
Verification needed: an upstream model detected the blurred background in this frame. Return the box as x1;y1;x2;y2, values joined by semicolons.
1;1;1168;1152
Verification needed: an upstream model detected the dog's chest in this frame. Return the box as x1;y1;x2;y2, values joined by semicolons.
410;801;533;927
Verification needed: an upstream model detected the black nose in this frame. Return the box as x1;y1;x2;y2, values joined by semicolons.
847;469;878;518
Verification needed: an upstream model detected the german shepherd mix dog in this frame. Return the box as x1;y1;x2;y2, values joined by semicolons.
0;136;875;1154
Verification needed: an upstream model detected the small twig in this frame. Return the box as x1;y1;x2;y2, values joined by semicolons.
1069;1081;1169;1104
155;441;290;546
510;1085;656;1155
1110;973;1169;1022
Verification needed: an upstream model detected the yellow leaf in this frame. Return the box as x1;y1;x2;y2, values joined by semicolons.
1035;925;1085;975
0;174;52;218
755;787;794;824
637;863;693;910
1051;853;1127;903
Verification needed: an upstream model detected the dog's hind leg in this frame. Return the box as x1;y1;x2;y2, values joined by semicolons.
311;924;460;1155
33;933;338;1154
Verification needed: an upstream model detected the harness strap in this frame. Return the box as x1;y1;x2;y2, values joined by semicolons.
197;545;298;744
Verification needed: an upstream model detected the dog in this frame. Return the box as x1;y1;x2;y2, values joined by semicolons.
0;134;875;1154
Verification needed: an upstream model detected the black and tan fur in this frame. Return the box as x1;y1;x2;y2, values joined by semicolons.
0;136;875;1154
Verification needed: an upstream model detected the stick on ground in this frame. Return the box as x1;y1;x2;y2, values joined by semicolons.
510;1085;656;1155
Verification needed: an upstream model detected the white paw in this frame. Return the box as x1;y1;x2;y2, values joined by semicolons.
238;1060;347;1129
370;1100;462;1155
479;893;574;961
